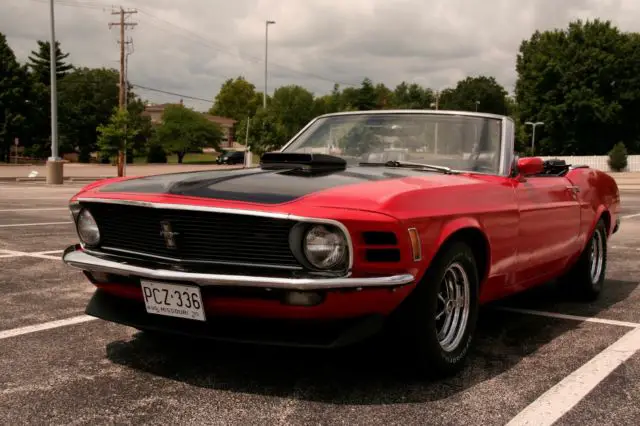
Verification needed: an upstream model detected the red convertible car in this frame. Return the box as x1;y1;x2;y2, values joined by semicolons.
63;110;620;377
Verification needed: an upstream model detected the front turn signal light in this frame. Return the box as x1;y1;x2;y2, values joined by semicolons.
408;228;422;262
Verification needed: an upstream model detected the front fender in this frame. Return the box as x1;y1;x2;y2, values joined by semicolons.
413;216;490;285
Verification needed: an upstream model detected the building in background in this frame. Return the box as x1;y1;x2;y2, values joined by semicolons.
142;101;243;150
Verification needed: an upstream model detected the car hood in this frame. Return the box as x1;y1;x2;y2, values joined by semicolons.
86;166;488;214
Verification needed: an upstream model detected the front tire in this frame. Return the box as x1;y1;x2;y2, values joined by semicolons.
559;218;608;301
400;241;480;378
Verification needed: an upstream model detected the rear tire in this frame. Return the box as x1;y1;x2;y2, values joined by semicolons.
559;218;607;301
399;241;480;378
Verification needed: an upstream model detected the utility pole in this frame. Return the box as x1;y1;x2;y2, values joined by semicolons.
109;7;137;177
264;20;275;109
46;0;63;184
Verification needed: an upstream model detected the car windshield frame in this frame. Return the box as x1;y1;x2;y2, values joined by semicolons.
279;110;515;176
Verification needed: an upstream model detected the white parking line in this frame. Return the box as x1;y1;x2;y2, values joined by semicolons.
621;213;640;220
497;307;640;328
0;208;68;212
611;245;640;251
0;222;72;228
0;249;64;260
0;315;97;340
507;326;640;426
32;250;64;255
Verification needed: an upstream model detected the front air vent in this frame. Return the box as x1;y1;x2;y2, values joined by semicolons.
365;249;401;263
362;231;398;245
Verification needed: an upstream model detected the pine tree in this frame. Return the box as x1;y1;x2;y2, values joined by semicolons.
0;33;29;162
27;40;73;85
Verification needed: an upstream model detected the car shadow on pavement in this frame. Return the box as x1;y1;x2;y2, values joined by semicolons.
104;278;638;405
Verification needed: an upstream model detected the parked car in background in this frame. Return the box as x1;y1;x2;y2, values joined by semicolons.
63;110;620;378
216;150;245;165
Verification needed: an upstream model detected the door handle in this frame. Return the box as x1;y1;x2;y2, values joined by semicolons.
566;185;580;194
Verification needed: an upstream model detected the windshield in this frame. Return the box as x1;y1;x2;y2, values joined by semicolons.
281;112;504;174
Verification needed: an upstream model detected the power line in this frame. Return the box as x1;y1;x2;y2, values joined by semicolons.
136;9;360;87
31;0;362;88
130;84;213;104
30;0;108;11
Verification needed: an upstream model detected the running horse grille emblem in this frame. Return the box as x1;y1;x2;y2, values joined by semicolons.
159;221;179;249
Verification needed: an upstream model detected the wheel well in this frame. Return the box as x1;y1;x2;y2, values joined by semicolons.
442;227;490;285
599;210;611;234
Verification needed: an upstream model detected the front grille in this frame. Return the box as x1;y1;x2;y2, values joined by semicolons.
83;202;301;269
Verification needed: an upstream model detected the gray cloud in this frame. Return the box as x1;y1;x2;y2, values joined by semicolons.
3;0;639;111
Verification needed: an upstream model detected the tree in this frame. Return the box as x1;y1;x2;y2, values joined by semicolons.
356;78;377;110
0;33;29;163
209;76;261;122
28;40;73;86
374;83;394;109
96;107;139;162
126;98;155;159
243;107;287;155
608;142;628;171
269;85;316;140
392;82;434;109
154;104;224;163
515;19;640;155
57;67;122;160
440;76;509;114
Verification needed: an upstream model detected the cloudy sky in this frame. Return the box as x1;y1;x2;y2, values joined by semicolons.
3;0;640;111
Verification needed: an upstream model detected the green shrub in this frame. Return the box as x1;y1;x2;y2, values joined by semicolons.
146;144;167;163
608;142;628;172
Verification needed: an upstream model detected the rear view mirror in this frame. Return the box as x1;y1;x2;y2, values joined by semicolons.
517;157;544;176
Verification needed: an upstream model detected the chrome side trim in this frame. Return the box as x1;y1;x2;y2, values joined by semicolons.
63;248;415;291
76;197;355;273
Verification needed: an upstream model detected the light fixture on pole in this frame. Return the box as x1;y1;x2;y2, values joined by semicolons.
525;121;544;155
46;0;63;184
264;20;275;109
475;101;480;112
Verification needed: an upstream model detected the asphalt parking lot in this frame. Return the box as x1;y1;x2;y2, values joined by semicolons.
1;182;640;425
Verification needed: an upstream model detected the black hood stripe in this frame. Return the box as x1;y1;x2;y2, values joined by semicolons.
98;166;434;204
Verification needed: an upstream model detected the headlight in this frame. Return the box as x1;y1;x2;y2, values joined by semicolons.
303;224;347;269
76;209;100;246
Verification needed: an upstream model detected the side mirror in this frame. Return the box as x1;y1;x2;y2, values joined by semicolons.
517;157;544;176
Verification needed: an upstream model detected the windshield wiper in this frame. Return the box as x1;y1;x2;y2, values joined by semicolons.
358;160;457;174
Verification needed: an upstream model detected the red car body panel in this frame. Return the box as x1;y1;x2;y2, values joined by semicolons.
69;163;619;321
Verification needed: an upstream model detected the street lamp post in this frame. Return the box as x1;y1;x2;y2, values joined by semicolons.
475;101;480;112
525;121;544;155
264;20;276;109
46;0;63;184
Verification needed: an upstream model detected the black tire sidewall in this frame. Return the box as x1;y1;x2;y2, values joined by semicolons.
584;219;608;293
561;218;608;300
406;241;480;373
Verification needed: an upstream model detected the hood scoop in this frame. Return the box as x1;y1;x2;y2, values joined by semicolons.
260;152;347;174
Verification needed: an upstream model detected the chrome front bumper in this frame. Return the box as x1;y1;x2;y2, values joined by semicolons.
62;247;415;291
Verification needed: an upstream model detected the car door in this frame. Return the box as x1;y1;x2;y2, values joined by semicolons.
513;175;581;285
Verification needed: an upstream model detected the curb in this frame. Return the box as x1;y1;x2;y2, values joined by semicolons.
0;176;110;183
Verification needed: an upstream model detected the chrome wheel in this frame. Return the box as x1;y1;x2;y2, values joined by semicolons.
589;227;605;284
435;262;471;352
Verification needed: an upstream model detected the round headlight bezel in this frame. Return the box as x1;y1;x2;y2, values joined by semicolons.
76;208;101;247
289;222;349;272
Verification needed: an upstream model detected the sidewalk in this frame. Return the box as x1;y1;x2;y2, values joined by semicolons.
0;163;241;181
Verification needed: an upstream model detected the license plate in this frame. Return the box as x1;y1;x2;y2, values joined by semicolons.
140;280;206;322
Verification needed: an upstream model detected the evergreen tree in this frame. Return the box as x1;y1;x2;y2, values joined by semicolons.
0;33;29;162
27;40;73;85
